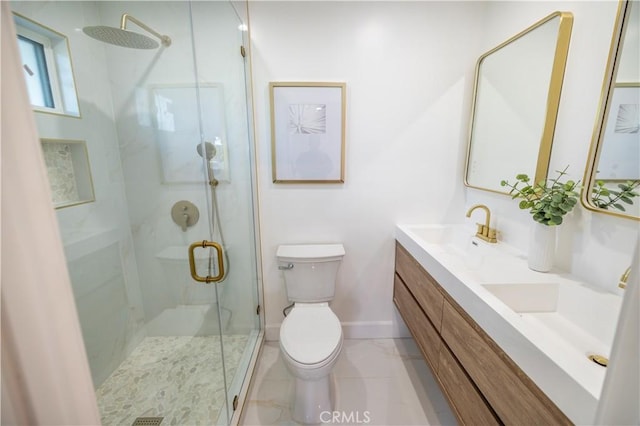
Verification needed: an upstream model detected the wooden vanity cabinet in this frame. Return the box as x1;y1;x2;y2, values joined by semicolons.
437;341;499;425
393;242;572;426
394;243;444;330
393;274;441;369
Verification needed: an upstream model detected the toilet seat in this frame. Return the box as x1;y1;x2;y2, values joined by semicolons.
280;304;342;365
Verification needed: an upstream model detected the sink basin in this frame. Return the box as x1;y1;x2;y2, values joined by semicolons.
404;224;471;245
399;223;497;262
398;224;527;283
481;282;622;353
481;282;559;312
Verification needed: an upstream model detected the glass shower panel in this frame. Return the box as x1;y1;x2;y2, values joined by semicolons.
11;1;260;425
190;2;261;422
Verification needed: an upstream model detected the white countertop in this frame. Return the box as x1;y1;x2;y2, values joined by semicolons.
396;223;622;425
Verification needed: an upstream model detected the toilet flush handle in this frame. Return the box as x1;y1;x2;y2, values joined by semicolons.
278;263;294;270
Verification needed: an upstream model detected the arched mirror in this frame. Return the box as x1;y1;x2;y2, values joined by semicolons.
465;12;573;194
582;0;640;219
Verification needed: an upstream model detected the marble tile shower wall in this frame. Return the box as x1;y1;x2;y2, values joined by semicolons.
11;0;147;385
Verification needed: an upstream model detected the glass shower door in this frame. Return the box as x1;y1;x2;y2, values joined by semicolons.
189;2;261;423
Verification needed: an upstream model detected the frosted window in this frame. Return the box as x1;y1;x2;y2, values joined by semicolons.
18;35;54;109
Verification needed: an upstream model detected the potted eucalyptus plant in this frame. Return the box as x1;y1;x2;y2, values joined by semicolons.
500;166;580;272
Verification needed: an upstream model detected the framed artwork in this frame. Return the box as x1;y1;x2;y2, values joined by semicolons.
269;82;346;183
597;84;640;180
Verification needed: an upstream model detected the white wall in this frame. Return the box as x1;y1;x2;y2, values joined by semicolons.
250;1;639;341
249;1;486;340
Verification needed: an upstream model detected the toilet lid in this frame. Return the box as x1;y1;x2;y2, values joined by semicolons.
280;306;342;365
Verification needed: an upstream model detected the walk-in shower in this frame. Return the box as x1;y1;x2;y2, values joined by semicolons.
12;1;261;425
83;13;171;49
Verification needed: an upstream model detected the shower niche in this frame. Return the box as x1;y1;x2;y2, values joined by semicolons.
40;138;95;209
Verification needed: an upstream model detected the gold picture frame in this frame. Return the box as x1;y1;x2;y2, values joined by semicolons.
269;82;346;183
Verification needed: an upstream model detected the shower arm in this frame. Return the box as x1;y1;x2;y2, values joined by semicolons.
120;13;171;47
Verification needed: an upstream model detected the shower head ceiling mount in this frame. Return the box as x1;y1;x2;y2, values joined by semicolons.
83;13;171;49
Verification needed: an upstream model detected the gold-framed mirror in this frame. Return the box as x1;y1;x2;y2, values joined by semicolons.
464;11;573;194
582;0;640;220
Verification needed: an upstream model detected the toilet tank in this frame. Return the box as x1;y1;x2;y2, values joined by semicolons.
277;244;345;303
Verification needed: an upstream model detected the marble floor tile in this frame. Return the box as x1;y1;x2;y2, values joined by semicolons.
240;339;457;426
96;334;248;426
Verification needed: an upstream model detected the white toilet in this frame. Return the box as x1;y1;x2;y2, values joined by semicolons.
277;244;345;425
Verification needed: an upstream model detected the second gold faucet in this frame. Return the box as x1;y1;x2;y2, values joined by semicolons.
466;204;497;243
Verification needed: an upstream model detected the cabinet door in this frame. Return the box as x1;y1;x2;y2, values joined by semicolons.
441;301;571;425
395;243;444;330
393;274;441;370
438;343;501;426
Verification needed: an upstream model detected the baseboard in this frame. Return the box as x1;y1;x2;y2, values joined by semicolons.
265;319;411;341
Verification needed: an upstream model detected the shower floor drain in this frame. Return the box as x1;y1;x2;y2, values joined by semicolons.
132;417;164;426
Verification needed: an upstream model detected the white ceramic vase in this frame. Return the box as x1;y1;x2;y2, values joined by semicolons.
528;222;556;272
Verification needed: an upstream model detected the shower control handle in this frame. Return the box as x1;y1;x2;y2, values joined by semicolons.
172;200;199;232
278;263;294;270
188;240;225;283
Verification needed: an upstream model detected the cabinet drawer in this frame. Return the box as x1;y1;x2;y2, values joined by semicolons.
438;343;500;426
395;243;444;330
441;301;571;425
393;274;441;369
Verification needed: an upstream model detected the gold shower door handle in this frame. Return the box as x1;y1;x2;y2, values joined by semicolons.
188;240;224;283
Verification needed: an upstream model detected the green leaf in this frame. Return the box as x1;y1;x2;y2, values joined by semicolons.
516;174;529;181
621;196;633;204
518;200;529;209
560;202;574;212
550;216;563;225
613;203;625;211
551;207;564;216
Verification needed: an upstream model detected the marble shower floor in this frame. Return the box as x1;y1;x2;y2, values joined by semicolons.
240;338;457;426
96;335;248;426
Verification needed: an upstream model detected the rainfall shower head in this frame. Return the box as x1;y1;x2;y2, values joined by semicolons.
83;13;171;49
197;142;217;161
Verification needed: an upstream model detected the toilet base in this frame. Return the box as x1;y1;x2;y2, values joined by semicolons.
292;375;335;425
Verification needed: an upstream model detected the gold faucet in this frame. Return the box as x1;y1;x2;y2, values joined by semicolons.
618;266;631;289
466;204;497;243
